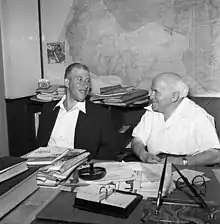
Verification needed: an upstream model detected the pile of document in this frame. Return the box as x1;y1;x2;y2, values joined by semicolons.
0;156;28;183
37;150;90;187
0;157;38;218
23;147;90;187
35;85;65;102
24;147;70;166
74;161;175;199
89;85;149;106
124;162;175;198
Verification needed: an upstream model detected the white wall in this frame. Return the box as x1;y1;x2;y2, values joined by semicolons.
0;0;73;98
40;0;73;85
0;6;9;156
0;0;41;98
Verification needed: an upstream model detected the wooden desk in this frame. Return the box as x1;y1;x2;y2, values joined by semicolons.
1;187;60;224
2;166;220;224
141;166;220;223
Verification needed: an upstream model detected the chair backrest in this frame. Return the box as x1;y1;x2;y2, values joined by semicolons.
189;97;220;138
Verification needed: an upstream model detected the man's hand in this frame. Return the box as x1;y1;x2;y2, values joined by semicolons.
139;150;161;163
159;156;183;165
131;138;161;163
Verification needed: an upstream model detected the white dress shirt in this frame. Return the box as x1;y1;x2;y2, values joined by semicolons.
132;98;220;155
48;96;86;149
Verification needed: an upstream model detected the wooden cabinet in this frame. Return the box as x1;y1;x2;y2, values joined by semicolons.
6;97;44;156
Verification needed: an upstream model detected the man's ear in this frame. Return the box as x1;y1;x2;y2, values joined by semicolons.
172;91;179;102
64;78;69;88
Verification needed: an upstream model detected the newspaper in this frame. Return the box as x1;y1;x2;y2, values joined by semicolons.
74;162;174;199
37;150;90;187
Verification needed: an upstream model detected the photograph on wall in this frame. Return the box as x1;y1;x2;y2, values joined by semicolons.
47;42;65;64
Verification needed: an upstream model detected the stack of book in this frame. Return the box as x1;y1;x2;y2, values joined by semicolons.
32;85;65;102
22;147;90;187
100;84;134;95
0;156;28;183
89;85;149;106
0;156;38;218
23;146;70;166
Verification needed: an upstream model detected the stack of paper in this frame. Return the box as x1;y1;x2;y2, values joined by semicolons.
78;162;136;184
75;161;174;199
103;89;149;106
0;167;38;219
100;84;134;95
33;85;65;102
172;169;210;182
117;162;174;199
23;146;70;166
0;156;28;183
89;87;149;106
37;149;90;187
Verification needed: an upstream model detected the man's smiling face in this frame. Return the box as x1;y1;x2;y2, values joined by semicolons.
149;77;173;114
65;68;91;102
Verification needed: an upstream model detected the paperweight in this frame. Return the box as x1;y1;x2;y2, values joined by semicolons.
78;163;106;181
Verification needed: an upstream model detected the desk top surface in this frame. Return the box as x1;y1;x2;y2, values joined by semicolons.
2;165;220;224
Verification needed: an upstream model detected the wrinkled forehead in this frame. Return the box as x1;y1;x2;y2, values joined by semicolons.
69;68;90;79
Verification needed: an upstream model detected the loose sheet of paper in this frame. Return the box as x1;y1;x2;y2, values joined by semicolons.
79;162;135;184
172;169;210;182
213;168;220;185
102;193;136;208
115;162;175;198
77;161;174;199
25;146;68;158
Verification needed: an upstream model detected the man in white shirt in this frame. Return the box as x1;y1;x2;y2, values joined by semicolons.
37;63;119;160
132;72;220;166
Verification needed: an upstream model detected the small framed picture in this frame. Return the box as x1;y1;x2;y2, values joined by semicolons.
47;42;65;64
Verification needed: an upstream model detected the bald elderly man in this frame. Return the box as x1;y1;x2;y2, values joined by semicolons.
131;72;220;166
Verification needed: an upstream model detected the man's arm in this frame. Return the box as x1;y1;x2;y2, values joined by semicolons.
131;137;161;163
131;137;145;158
131;109;160;163
169;149;220;166
185;114;220;166
165;114;220;166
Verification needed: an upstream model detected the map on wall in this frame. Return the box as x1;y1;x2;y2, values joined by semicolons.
62;0;220;96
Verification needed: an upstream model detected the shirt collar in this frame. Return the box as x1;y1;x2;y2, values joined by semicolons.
164;97;188;126
144;97;189;125
54;95;86;113
145;104;153;111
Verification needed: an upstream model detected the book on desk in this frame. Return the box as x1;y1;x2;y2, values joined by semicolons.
0;156;28;183
22;146;70;166
0;166;39;219
37;150;90;187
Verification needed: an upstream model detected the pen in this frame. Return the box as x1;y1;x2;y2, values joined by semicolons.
172;164;214;219
155;154;167;215
60;182;90;187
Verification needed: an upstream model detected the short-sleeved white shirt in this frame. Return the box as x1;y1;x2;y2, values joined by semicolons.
132;98;220;155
